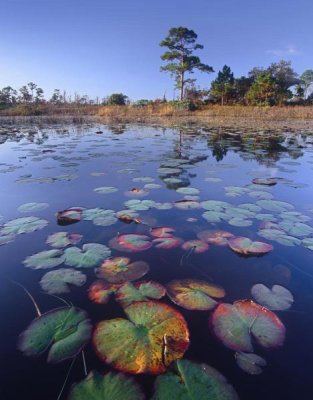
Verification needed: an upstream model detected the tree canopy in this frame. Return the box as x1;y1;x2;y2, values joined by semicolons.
160;27;214;100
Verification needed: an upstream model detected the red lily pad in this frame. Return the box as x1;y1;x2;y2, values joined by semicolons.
153;237;183;249
211;300;286;352
93;301;189;374
56;207;84;225
174;200;201;210
96;257;149;283
167;279;225;311
181;240;209;253
125;188;149;198
150;227;175;238
116;281;166;308
197;230;234;246
228;237;273;256
88;281;121;304
109;234;152;252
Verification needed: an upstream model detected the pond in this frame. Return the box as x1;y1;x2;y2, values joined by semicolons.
1;121;313;400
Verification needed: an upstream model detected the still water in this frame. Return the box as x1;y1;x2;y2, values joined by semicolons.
1;122;313;400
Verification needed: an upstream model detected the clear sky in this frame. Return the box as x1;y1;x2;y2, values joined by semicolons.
0;0;312;101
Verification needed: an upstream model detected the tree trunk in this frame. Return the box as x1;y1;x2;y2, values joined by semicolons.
180;71;184;101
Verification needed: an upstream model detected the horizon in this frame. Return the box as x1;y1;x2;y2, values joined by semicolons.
1;0;312;100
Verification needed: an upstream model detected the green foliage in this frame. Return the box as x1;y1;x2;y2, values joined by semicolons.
247;73;280;106
160;26;213;100
210;65;235;105
107;93;129;106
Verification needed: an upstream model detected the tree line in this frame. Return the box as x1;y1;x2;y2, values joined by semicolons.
1;26;313;110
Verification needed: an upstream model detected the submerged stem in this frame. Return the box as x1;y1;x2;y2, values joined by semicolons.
10;280;41;317
82;350;87;376
56;357;76;400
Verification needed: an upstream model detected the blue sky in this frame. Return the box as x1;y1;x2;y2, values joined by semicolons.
0;0;312;101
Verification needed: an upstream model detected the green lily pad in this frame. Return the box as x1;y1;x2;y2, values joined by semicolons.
68;370;144;400
1;216;48;235
176;187;200;195
251;284;293;310
18;202;49;213
40;268;86;294
64;243;111;268
228;218;253;227
256;200;294;213
94;186;118;194
0;233;15;246
248;191;274;200
116;281;166;307
235;352;267;375
23;249;65;269
18;307;92;363
302;238;313;250
97;257;149;283
202;211;228;223
252;178;277;186
211;300;285;352
93;301;189;374
152;359;239;400
166;279;225;311
124;199;156;211
46;232;82;248
144;183;162;189
133;176;154;183
279;221;313;237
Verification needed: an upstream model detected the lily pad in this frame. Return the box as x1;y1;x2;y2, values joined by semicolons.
93;301;189;374
176;187;200;195
174;200;200;210
167;279;225;311
197;230;234;246
18;202;49;213
97;257;149;283
152;359;239;400
251;284;293;311
153;237;183;249
94;186;118;194
18;307;92;363
23;249;65;269
125;188;149;197
68;370;144;400
88;281;120;304
64;243;111;268
1;216;48;235
0;233;15;246
256;200;294;213
252;178;277;186
235;352;267;375
181;240;209;253
228;237;273;256
57;207;83;225
150;227;175;238
40;268;86;294
116;281;166;307
211;300;286;352
109;234;152;252
302;238;313;250
46;232;82;248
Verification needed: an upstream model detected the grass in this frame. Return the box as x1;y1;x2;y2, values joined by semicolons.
1;103;313;130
